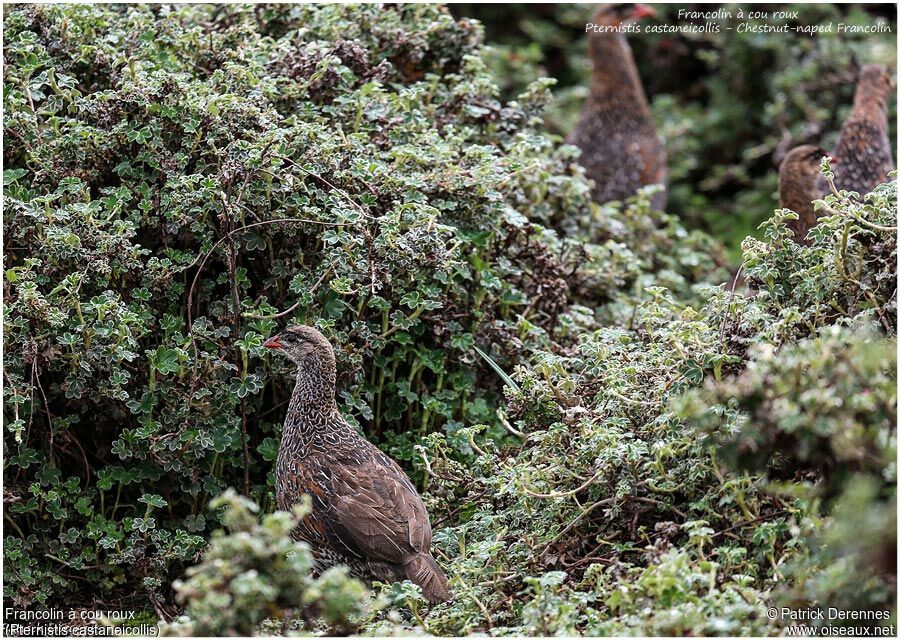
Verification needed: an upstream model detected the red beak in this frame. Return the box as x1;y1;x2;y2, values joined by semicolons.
263;337;283;350
633;4;656;19
830;155;840;164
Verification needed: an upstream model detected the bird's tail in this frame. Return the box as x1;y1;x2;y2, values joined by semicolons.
403;552;451;604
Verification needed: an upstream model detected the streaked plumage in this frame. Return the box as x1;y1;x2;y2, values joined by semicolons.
779;64;895;242
778;144;828;243
264;326;451;604
832;64;895;194
568;3;667;209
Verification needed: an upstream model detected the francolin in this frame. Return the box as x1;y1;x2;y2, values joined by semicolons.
568;3;668;209
264;325;451;603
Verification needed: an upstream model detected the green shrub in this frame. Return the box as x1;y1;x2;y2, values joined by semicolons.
413;179;896;634
3;3;895;636
160;489;369;636
417;294;796;635
683;327;896;493
2;3;718;610
680;176;897;494
777;477;896;630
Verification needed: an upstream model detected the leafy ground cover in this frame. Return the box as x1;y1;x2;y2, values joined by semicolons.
3;3;896;636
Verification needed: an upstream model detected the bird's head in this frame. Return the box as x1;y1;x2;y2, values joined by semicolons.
593;3;656;28
263;325;335;368
782;144;832;179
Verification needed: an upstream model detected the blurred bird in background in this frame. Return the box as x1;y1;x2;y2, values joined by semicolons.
568;3;668;209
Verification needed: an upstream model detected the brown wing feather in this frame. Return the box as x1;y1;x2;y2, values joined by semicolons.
327;457;431;565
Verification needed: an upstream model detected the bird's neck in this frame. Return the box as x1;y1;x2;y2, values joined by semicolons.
587;33;652;118
780;166;822;212
852;90;888;125
282;358;338;447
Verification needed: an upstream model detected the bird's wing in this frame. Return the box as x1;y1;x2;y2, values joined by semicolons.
324;456;432;565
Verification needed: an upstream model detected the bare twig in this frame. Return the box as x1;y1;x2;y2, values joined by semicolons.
32;355;54;466
273;153;374;219
243;264;334;321
630;496;688;520
522;469;603;499
542;498;615;551
711;510;787;539
185;217;346;338
719;260;746;346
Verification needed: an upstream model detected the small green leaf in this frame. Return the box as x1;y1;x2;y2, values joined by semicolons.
472;345;521;393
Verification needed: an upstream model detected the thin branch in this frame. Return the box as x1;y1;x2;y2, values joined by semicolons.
272;153;374;219
719;260;746;346
522;469;603;499
498;409;525;439
542;498;615;551
630;496;688;520
711;510;787;539
848;211;897;233
824;175;897;232
32;356;54;466
185;217;346;339
606;388;659;407
242;264;334;320
375;306;424;341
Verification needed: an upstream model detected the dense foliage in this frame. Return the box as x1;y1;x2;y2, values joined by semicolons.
407;181;896;636
458;3;897;257
160;491;369;636
3;3;896;636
